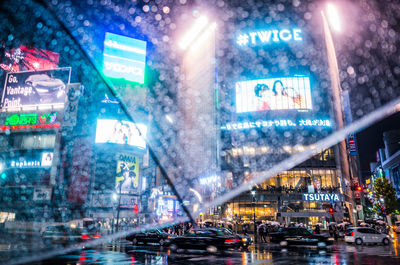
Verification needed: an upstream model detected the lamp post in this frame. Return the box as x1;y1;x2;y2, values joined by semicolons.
114;182;122;233
321;3;357;225
251;189;257;243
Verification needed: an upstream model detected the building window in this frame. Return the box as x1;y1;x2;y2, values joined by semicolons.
12;134;56;150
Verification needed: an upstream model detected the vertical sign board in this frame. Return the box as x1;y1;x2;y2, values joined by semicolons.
115;153;140;196
67;137;92;203
103;33;147;84
348;134;357;156
62;83;81;128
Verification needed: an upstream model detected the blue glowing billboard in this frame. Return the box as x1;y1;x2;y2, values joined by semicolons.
103;33;147;84
235;76;312;113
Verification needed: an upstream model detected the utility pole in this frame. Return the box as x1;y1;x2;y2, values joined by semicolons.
251;189;257;243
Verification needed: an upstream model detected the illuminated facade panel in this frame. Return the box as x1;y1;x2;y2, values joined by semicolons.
103;32;146;84
235;76;312;113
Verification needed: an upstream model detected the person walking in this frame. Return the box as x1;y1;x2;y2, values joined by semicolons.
314;224;321;234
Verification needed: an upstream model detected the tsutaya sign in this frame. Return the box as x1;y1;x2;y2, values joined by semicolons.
237;28;303;46
303;193;340;202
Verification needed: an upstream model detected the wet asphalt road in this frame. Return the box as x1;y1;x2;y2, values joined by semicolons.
5;239;400;265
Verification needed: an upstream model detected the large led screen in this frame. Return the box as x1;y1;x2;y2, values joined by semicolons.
95;119;147;149
103;32;147;84
235;76;312;113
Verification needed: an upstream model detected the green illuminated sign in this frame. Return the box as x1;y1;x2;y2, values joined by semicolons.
5;112;57;126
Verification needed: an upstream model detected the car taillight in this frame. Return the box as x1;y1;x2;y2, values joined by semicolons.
81;235;90;240
350;232;354;236
94;234;101;238
225;239;240;244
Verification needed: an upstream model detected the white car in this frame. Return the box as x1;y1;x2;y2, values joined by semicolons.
345;227;390;245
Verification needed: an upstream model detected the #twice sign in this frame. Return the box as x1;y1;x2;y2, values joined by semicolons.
237;28;303;46
1;67;71;109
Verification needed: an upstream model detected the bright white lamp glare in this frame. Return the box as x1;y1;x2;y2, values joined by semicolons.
165;114;173;123
179;16;209;50
326;3;341;32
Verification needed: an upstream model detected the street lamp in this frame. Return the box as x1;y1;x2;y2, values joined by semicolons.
251;189;257;243
179;16;209;50
321;3;357;225
326;3;341;32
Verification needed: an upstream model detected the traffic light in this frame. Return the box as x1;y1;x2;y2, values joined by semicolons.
329;208;334;215
351;185;363;191
0;172;6;180
134;204;139;214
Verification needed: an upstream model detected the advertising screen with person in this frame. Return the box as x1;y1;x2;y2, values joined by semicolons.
115;154;139;194
235;76;312;113
95;119;147;149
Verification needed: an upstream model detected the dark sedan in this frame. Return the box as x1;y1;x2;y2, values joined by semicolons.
41;226;101;245
126;228;172;246
167;228;242;253
269;227;334;248
220;227;252;249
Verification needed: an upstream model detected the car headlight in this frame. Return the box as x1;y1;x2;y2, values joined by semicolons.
242;238;247;242
328;237;335;241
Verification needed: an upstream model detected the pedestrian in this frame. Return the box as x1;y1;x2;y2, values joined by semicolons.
261;224;267;243
333;227;339;241
257;224;263;243
329;225;333;237
314;224;321;234
243;223;248;235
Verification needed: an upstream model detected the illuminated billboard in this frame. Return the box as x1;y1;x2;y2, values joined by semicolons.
115;153;139;194
236;28;303;46
103;32;147;84
0;112;61;131
235;76;312;113
95;119;147;149
0;46;59;72
1;68;71;110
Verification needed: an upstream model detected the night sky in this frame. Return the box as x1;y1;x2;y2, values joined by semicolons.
356;111;400;176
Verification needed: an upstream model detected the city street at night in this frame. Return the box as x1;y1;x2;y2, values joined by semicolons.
8;239;400;265
2;0;400;264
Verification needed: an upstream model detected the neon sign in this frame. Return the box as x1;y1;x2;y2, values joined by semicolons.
303;193;340;201
221;119;332;130
237;28;302;46
9;152;53;168
0;112;60;131
103;33;147;84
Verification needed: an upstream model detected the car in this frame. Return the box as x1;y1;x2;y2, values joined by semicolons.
126;228;172;246
344;227;390;245
41;226;101;245
219;227;252;249
167;228;242;253
25;74;66;101
394;221;400;234
268;227;334;248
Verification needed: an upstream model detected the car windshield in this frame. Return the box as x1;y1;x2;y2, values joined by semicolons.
1;0;400;264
